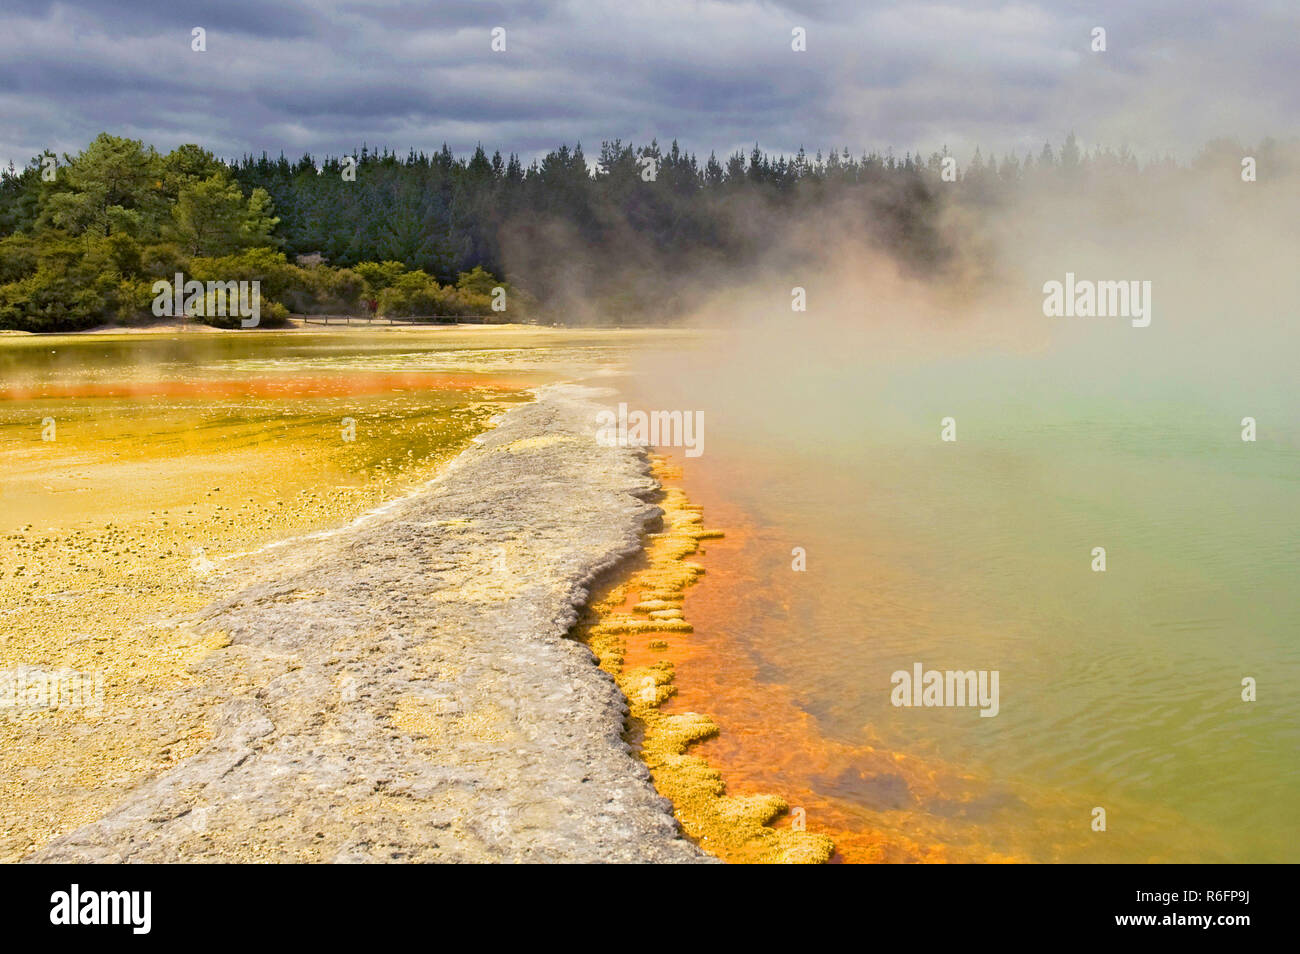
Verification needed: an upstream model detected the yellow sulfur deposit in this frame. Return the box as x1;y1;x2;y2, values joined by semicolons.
0;377;519;860
575;457;835;864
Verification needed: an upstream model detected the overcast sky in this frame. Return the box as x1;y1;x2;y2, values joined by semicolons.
1;0;1295;168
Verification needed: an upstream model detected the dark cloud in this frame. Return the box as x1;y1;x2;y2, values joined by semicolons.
1;0;1295;167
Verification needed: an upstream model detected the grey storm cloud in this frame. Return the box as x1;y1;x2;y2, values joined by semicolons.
0;0;1295;168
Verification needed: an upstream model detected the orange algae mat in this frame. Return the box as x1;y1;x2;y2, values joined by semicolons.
0;372;523;402
579;457;1035;863
574;458;829;863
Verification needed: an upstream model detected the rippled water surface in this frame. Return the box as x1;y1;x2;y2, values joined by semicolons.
628;326;1300;862
5;324;1294;862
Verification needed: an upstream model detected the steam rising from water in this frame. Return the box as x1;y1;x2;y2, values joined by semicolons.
617;141;1300;861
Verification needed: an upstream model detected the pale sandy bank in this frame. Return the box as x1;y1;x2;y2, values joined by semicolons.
26;385;708;863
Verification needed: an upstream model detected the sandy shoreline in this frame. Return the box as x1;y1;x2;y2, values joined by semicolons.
25;385;709;863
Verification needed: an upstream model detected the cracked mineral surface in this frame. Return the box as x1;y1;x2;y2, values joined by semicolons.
27;384;710;863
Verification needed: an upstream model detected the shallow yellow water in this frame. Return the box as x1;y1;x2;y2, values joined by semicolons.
0;330;573;856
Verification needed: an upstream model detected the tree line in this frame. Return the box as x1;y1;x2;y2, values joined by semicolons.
0;132;1275;331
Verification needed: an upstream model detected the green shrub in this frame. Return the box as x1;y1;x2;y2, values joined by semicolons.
377;270;463;317
0;267;116;332
139;242;187;279
0;234;37;284
189;247;296;300
260;300;291;327
352;260;407;297
114;277;158;324
279;263;365;314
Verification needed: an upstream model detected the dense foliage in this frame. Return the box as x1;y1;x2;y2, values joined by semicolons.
1;132;1280;331
0;134;511;331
